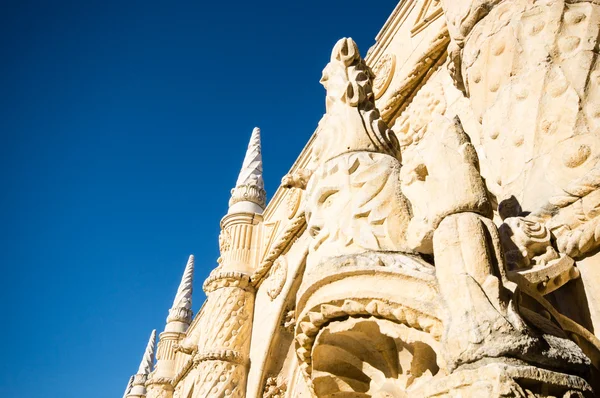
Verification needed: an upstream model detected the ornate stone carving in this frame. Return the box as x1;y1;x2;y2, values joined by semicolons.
391;80;446;150
285;188;301;220
531;165;600;260
218;229;231;254
305;151;412;265
313;37;400;165
310;317;440;396
251;211;306;287
202;271;252;294
281;169;312;190
499;217;559;270
372;53;396;99
282;309;296;333
263;376;287;398
379;26;450;122
229;183;267;209
265;256;287;300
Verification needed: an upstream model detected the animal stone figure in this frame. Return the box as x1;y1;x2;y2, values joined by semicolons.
304;38;412;269
499;216;559;270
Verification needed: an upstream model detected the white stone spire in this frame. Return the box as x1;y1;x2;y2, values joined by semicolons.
122;376;134;398
165;255;194;332
137;329;156;375
228;127;266;213
127;330;156;397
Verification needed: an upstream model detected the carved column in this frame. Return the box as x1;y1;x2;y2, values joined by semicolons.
191;212;261;397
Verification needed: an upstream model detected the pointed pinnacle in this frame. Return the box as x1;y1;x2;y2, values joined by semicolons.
136;329;156;375
235;127;264;189
122;375;134;398
171;254;194;310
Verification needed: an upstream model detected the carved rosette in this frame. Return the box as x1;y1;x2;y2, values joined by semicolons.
265;257;287;300
229;183;267;208
372;53;396;99
286;188;301;219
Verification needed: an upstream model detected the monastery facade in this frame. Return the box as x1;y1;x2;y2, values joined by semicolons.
122;1;600;396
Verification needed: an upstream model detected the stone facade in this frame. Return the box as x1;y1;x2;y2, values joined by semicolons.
122;1;600;397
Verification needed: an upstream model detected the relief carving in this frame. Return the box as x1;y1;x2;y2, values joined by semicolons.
372;53;396;99
265;256;287;301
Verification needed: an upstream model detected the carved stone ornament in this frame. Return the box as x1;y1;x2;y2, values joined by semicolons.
202;270;252;293
229;183;267;208
263;376;287;398
286;188;301;219
372;53;396;99
265;256;287;300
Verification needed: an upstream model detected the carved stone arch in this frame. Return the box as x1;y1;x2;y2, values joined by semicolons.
311;317;441;397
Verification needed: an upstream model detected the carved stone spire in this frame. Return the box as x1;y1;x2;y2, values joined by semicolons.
122;376;134;398
165;255;194;332
228;127;266;213
127;330;156;397
137;329;156;374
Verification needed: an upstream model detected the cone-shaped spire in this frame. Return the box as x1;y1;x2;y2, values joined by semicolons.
165;255;194;332
236;127;264;188
137;329;156;375
122;376;134;398
228;127;266;213
171;254;194;309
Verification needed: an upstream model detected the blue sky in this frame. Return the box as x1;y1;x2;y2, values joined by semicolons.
0;1;398;397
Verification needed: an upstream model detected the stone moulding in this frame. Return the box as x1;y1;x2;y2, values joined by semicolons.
202;270;252;293
229;183;267;209
194;349;247;365
251;210;307;288
410;362;594;397
171;353;195;386
166;306;193;325
294;297;443;369
145;377;174;389
293;253;442;382
379;26;450;123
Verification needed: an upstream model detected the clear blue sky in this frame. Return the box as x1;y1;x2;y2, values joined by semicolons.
0;1;398;397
